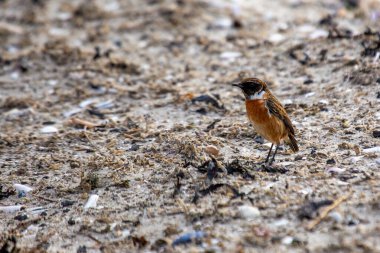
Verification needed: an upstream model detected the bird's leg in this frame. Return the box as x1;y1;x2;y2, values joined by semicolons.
269;145;280;165
265;143;274;164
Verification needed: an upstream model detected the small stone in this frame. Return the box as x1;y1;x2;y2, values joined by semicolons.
68;217;76;225
40;126;58;134
77;245;87;253
205;145;219;156
14;214;28;221
328;211;343;223
268;33;285;44
341;120;350;128
272;219;289;227
326;158;336;164
281;236;293;245
373;130;380;138
237;205;260;219
61;200;75;207
129;143;140;151
212;18;233;29
303;79;313;84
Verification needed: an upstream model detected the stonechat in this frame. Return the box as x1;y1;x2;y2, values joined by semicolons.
233;78;299;165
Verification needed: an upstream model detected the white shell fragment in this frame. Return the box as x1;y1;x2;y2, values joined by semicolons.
95;100;114;109
79;98;97;108
84;194;99;210
268;33;285;44
40;126;58;134
14;183;33;193
305;92;315;98
237;205;261;219
309;29;328;39
26;206;46;215
325;167;345;174
363;147;380;153
63;108;82;118
220;51;241;59
350;156;363;163
0;205;23;213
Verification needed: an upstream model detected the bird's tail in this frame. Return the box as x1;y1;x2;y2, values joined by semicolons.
287;134;299;152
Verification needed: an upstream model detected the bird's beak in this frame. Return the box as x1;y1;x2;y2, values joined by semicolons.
232;83;241;88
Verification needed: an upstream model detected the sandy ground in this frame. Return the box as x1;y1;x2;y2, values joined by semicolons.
0;0;380;252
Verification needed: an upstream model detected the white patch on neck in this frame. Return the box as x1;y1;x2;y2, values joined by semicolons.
247;90;266;100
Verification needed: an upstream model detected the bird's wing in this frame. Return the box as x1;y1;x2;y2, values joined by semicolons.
265;97;295;135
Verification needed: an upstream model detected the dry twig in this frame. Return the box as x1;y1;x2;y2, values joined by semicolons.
307;191;352;230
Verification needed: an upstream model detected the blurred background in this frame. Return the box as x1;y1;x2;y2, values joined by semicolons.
1;0;380;252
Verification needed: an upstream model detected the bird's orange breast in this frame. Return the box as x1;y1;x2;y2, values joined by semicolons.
245;99;271;123
245;99;286;144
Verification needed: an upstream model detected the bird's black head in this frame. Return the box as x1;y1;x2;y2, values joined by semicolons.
232;78;267;99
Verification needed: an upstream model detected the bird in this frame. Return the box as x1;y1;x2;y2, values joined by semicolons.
233;77;299;165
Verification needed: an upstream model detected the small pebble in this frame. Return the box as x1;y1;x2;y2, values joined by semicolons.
14;214;28;221
212;18;233;28
220;51;241;59
272;219;289;227
237;205;261;219
326;158;336;164
40;126;58;134
282;99;293;105
10;72;19;80
129;144;140;151
281;236;293;245
172;231;205;246
61;200;75;207
77;245;87;253
303;79;313;85
68;217;76;225
373;130;380;138
205;145;219;156
268;33;285;44
329;211;343;223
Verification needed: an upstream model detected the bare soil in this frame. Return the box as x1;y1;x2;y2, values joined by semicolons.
0;0;380;252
